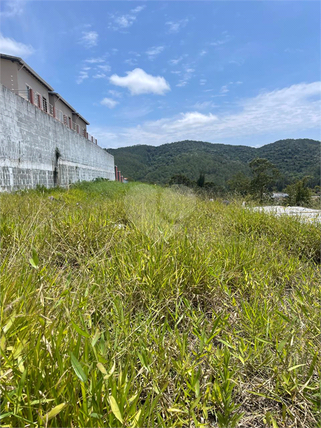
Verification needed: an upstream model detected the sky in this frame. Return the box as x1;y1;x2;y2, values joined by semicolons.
0;0;320;149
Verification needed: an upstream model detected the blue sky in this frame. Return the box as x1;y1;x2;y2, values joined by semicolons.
0;0;320;148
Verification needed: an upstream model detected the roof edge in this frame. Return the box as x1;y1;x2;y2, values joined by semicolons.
1;53;90;125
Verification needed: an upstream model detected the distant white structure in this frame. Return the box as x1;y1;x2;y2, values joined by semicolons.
252;206;321;223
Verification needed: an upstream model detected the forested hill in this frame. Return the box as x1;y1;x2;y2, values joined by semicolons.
106;139;320;187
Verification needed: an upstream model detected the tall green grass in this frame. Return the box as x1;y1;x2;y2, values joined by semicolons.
1;181;320;427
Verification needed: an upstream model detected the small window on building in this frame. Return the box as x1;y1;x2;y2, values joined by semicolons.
35;93;42;109
42;97;47;113
63;115;68;126
26;85;31;102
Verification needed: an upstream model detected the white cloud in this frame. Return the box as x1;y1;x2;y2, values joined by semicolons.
80;31;98;48
108;89;122;98
169;56;185;65
115;15;136;28
193;101;217;110
110;68;170;95
98;64;111;72
131;5;146;14
101;98;119;108
93;73;106;79
0;0;24;18
91;81;321;148
85;57;105;64
79;59;110;82
124;58;138;66
211;32;231;47
109;6;145;31
176;65;195;88
166;112;218;130
76;70;90;84
0;33;34;57
199;79;207;86
76;70;89;84
200;50;207;56
166;18;189;34
220;85;229;94
146;45;165;60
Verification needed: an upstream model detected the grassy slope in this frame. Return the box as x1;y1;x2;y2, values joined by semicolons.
1;181;320;427
107;139;320;186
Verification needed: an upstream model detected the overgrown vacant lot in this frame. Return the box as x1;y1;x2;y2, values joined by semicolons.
1;181;320;428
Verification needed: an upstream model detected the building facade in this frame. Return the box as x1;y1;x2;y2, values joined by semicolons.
0;54;121;191
0;54;94;142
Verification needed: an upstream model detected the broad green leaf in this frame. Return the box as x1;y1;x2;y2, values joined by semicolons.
277;338;288;352
168;407;184;413
30;398;54;405
71;320;90;338
131;409;141;427
42;403;66;421
0;413;12;420
109;396;123;423
90;413;103;418
29;248;39;269
288;364;306;372
104;360;116;379
97;362;107;375
70;352;87;382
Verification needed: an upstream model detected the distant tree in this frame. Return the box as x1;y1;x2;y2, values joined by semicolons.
169;174;192;187
286;177;311;206
197;173;205;188
228;172;251;196
249;158;279;202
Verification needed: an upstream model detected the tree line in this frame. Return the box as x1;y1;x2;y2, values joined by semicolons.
169;158;316;206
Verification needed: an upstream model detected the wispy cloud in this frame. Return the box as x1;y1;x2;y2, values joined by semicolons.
79;31;98;48
124;58;138;66
131;5;145;14
101;98;119;108
210;31;231;47
98;64;111;72
0;0;25;18
193;101;217;110
165;18;189;34
93;73;106;79
110;68;170;95
285;48;304;53
109;5;145;31
78;59;110;82
146;45;165;60
91;82;321;148
0;33;34;57
85;57;105;64
176;65;195;88
76;69;89;84
220;85;229;94
108;90;122;98
169;55;187;65
199;50;207;56
199;79;207;86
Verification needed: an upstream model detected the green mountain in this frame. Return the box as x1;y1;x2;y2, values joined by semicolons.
106;139;320;188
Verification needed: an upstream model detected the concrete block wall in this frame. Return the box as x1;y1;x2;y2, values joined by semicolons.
0;84;115;192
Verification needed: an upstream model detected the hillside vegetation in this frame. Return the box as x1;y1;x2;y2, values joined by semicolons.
107;139;320;187
1;181;320;427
